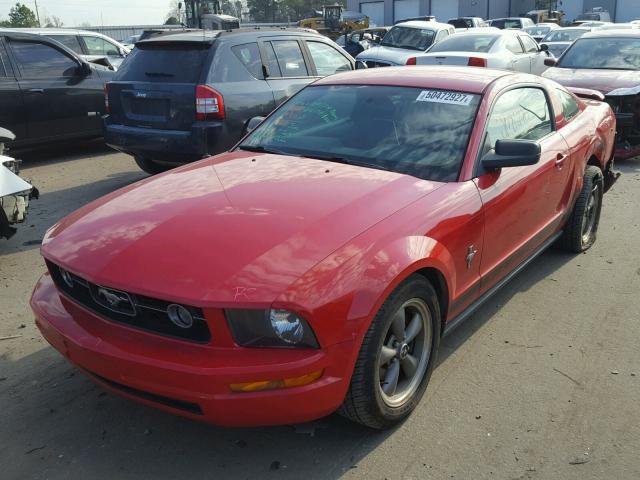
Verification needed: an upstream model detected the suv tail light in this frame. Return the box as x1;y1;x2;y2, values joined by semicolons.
406;57;417;65
468;57;487;67
196;85;224;120
104;83;110;113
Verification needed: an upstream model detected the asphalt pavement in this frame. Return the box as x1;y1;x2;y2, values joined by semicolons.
1;143;639;479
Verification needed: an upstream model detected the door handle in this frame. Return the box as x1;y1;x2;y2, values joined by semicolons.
28;88;44;94
555;153;567;169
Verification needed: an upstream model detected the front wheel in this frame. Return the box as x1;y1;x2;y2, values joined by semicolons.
339;275;441;429
561;166;604;253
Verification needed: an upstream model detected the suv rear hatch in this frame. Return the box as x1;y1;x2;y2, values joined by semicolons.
108;41;212;131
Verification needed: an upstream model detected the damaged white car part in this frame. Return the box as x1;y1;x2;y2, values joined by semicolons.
0;128;38;239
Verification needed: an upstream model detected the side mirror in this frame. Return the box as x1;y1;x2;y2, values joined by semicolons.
482;139;541;169
77;61;92;76
544;57;557;66
540;43;549;51
244;116;265;135
355;60;368;69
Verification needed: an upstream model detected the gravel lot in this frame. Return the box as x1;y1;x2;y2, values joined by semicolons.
1;143;639;479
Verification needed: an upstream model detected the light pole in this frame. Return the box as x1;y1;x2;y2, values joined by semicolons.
33;0;41;26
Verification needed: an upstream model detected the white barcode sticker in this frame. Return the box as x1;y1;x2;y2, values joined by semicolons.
416;90;474;106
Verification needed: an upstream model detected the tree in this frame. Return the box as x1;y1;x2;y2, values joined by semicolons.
166;0;182;23
44;14;64;28
77;21;92;28
165;16;180;24
1;2;39;27
247;0;278;22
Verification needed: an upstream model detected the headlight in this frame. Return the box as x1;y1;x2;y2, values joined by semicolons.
225;309;319;348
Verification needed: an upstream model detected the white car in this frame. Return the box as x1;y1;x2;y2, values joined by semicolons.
523;22;559;42
407;30;551;75
355;21;455;67
540;26;591;58
13;28;130;69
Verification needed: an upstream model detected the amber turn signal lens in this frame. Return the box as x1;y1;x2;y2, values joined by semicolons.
229;369;323;393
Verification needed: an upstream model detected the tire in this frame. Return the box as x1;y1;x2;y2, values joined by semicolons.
133;155;172;175
561;166;604;253
339;275;441;429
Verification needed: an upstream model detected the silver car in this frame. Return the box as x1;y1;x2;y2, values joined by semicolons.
409;30;551;75
13;28;130;69
355;21;455;67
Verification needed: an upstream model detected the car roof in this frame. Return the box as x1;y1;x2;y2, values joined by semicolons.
137;27;321;45
581;29;640;38
393;21;452;30
450;29;517;38
314;66;513;94
0;27;125;45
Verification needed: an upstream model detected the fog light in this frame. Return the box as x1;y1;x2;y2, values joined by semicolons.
167;304;193;329
270;309;304;344
229;369;324;393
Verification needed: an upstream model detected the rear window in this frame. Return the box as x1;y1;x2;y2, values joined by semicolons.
428;34;498;53
116;43;209;83
543;29;587;42
491;19;521;29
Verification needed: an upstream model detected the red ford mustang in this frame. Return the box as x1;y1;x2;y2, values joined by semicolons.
31;67;617;429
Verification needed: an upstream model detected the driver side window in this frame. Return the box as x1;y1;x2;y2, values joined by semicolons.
482;88;553;156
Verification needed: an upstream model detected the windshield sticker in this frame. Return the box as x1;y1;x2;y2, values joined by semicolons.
416;90;474;106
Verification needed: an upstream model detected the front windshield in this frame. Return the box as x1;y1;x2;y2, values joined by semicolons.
428;34;498;53
239;85;481;182
558;37;640;69
380;26;436;50
543;29;587;42
524;26;551;36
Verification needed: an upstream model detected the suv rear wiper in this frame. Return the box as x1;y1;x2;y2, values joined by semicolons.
144;72;174;77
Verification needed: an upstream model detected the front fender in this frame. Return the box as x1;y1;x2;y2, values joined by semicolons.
275;233;455;347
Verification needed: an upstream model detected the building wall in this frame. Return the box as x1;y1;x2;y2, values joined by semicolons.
346;0;640;26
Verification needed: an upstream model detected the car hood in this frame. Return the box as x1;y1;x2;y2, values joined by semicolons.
42;152;442;306
543;67;640;94
357;45;423;65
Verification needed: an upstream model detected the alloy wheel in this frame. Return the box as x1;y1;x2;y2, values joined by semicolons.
378;298;432;408
581;183;600;245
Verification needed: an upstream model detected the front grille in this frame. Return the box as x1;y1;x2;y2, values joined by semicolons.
365;60;391;68
87;369;203;415
46;260;211;343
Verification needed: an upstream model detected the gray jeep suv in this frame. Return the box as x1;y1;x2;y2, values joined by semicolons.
103;28;355;173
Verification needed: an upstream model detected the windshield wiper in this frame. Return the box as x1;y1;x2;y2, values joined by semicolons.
302;153;391;172
144;72;174;77
238;144;290;155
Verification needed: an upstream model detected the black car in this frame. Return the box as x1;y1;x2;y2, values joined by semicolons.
0;30;114;148
103;28;356;174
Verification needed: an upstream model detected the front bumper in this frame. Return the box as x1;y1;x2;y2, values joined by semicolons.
31;274;355;426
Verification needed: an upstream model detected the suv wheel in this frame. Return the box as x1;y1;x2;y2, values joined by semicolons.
133;156;171;175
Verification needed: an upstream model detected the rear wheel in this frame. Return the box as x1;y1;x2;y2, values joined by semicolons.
133;155;172;175
339;275;441;429
561;166;603;253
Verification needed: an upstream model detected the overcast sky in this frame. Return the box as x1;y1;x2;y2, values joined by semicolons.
0;0;173;26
